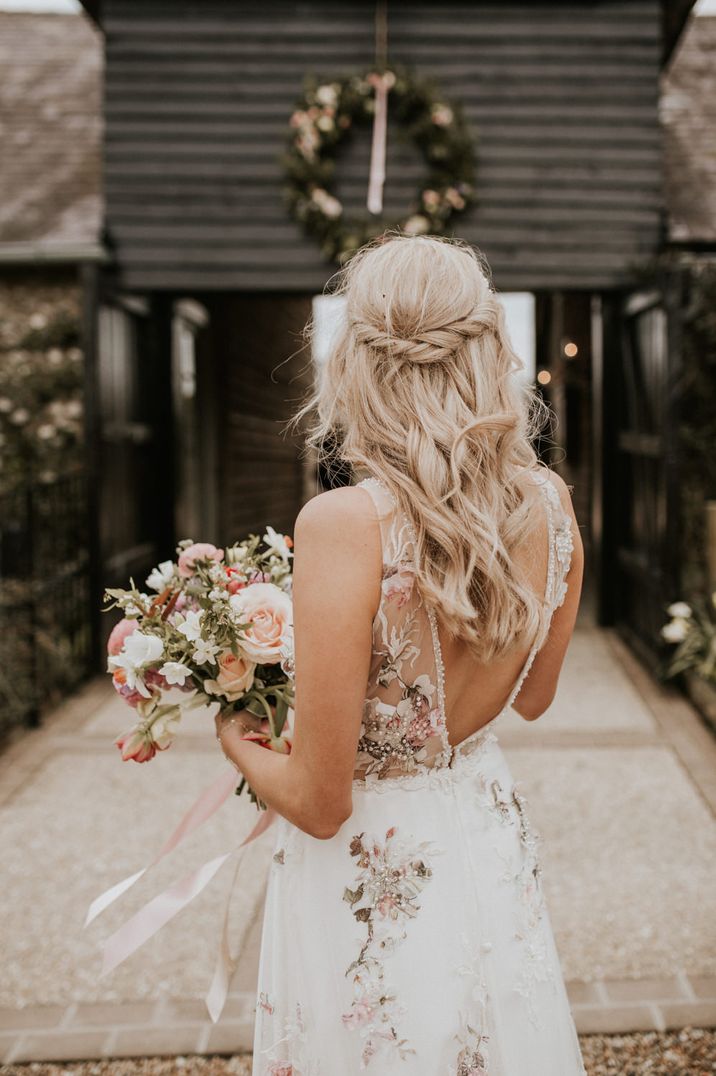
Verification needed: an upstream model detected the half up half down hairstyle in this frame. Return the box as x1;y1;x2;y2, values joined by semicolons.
294;232;552;662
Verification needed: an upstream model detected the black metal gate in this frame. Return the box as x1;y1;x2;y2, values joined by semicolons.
0;470;93;733
597;274;684;667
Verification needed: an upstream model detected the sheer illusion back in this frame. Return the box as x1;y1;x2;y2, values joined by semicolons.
353;470;573;784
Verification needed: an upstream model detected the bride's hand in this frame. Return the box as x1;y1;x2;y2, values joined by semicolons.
214;707;267;745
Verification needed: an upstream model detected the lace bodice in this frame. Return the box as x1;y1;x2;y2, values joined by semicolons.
352;470;573;785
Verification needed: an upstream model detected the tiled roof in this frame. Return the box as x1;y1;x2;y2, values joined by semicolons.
0;12;102;254
661;15;716;244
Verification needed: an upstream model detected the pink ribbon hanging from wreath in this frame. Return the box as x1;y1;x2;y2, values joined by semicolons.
366;71;394;216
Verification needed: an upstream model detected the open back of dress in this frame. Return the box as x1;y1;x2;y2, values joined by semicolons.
352;468;574;784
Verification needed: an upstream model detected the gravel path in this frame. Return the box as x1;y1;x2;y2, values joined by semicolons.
2;1031;715;1076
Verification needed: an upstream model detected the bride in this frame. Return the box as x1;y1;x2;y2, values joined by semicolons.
216;234;585;1075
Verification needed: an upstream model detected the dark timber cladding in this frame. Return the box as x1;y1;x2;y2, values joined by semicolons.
103;0;664;292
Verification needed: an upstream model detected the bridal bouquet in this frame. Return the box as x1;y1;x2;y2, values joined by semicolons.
104;527;295;801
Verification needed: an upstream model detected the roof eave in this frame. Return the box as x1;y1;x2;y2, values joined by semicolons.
0;241;108;265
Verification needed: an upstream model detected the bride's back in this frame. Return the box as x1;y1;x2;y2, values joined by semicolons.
352;467;574;784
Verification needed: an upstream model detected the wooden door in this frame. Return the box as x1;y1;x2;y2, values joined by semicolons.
597;276;684;666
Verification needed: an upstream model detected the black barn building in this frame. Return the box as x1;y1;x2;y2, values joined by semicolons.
79;0;697;664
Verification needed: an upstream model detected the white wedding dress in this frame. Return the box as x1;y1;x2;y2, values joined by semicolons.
252;470;586;1075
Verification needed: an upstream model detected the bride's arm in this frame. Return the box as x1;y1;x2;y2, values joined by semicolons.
216;485;381;839
512;472;584;720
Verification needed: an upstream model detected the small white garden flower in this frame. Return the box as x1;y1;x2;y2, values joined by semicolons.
159;661;192;686
177;610;203;642
666;601;692;619
117;631;164;669
263;525;293;562
661;619;690;643
315;83;338;108
193;638;220;665
146;559;175;592
108;631;164;696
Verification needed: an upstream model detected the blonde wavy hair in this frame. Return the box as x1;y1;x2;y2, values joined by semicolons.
294;233;552;661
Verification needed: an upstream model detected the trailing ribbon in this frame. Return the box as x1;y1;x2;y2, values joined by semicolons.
366;71;394;215
84;766;277;1022
84;766;240;927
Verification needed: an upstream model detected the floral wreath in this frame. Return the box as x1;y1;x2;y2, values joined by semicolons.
282;66;476;263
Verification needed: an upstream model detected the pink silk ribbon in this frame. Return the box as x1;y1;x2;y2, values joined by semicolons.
84;766;240;927
367;73;391;215
84;766;277;1022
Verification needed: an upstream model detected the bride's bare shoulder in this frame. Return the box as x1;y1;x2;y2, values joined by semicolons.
294;485;381;559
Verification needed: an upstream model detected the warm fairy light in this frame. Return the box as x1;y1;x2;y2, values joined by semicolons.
537;369;552;385
564;341;579;358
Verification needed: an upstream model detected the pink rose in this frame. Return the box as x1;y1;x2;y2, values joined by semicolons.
177;542;223;578
205;650;256;702
107;617;137;656
229;582;293;665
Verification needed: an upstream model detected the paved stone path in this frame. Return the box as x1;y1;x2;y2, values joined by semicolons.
1;628;715;1065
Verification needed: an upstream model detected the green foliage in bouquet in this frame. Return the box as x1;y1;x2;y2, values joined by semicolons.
282;65;476;263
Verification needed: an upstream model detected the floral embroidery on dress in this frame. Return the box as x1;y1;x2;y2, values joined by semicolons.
341;826;437;1067
259;1000;311;1076
357;671;445;778
258;991;275;1016
455;1026;490;1076
454;931;492;1074
503;783;556;1026
382;561;416;607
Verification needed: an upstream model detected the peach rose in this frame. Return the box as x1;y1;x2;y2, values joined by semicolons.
177;542;223;578
204;650;256;702
229;582;293;665
107;617;137;656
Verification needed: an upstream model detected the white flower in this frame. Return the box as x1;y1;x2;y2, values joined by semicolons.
311;188;343;219
315;84;338;108
193;638;220;665
177;610;203;642
431;104;453;127
116;631;164;669
316;114;335;132
159;661;192;686
661;618;690;643
402;214;430;236
209;587;229;602
108;631;164;697
263;525;293;562
124;592;151;617
146;559;175;592
666;601;692;619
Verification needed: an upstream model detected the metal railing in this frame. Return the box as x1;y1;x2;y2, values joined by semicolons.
0;470;94;737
